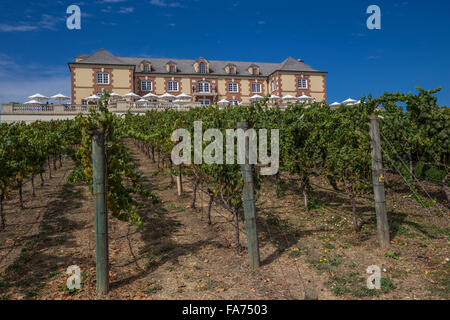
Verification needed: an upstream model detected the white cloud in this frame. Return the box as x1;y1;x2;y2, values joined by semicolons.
118;7;134;14
0;53;70;105
0;24;38;32
0;14;65;32
150;0;184;8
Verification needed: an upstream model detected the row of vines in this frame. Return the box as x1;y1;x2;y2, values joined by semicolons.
124;87;449;248
0;87;448;241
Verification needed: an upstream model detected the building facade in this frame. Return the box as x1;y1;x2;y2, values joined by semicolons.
68;49;327;105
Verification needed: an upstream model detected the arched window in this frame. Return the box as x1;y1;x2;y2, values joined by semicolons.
144;65;149;72
199;62;206;74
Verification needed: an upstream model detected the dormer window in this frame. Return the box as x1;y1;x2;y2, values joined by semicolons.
248;65;260;75
166;61;177;73
200;62;206;74
140;60;151;73
226;64;237;74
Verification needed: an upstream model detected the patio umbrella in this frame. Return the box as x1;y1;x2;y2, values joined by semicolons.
329;102;341;107
298;94;313;101
217;99;229;104
24;100;40;104
159;93;175;100
249;94;264;101
342;98;358;105
28;93;49;101
282;95;298;101
269;94;281;100
85;95;99;100
137;98;148;102
143;92;158;99
122;92;141;99
176;93;192;99
50;93;70;102
109;92;122;98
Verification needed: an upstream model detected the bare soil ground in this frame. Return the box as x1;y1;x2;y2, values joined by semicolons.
0;140;448;300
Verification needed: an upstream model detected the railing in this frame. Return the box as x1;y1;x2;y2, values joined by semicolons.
12;104;55;112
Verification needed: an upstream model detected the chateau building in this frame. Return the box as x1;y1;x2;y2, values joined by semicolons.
68;49;327;105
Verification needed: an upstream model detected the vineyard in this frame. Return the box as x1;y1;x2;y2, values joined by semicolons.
0;87;448;300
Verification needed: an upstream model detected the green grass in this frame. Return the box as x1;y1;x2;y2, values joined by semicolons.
145;285;163;294
385;251;400;260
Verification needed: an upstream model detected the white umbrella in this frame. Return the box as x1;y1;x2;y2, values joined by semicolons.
50;93;70;102
342;98;358;105
282;95;298;101
24;100;40;104
176;93;192;99
159;93;175;99
218;99;229;104
298;94;313;101
143;92;158;98
330;102;341;107
137;98;148;102
173;99;186;103
249;94;264;101
85;95;99;100
270;94;281;100
123;92;141;99
28;93;49;101
109;92;122;98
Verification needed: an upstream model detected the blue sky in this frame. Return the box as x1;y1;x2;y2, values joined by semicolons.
0;0;449;106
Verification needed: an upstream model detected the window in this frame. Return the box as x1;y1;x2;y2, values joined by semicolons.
229;66;235;74
198;81;210;93
272;81;276;92
144;65;149;72
199;99;210;105
230;100;239;106
228;82;238;93
170;65;175;73
81;99;87;105
168;81;178;91
96;72;109;84
199;62;206;74
251;82;261;93
253;68;258;75
298;78;308;89
96;92;103;97
141;80;152;91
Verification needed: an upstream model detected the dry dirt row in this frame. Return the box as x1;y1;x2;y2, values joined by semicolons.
0;139;448;300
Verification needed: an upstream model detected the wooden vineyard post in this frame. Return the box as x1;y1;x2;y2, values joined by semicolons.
237;122;260;269
92;130;109;295
369;115;390;248
177;164;183;196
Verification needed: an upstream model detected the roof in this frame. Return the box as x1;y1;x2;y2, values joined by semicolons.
72;49;326;76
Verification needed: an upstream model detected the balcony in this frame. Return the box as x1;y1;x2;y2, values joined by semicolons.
192;85;218;96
